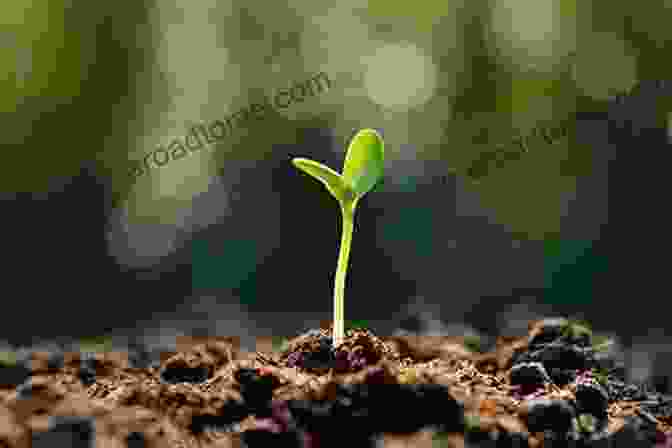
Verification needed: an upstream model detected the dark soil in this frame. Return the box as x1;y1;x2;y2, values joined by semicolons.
1;319;671;447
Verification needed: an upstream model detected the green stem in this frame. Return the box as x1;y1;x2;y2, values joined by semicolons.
333;200;356;347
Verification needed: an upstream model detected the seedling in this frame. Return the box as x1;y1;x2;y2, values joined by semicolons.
291;129;385;348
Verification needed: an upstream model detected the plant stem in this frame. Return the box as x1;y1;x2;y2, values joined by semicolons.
333;200;355;347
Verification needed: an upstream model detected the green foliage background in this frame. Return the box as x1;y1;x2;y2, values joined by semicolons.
3;0;670;319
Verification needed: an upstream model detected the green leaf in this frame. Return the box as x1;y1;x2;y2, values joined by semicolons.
342;129;385;198
291;158;351;202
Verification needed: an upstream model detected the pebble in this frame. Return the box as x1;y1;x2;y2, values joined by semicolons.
510;362;552;386
520;399;575;434
574;380;609;417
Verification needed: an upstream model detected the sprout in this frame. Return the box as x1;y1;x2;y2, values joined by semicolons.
291;129;385;348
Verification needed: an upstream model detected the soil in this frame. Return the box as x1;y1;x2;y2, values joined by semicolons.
1;318;671;447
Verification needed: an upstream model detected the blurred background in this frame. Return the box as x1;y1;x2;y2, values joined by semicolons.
2;0;671;390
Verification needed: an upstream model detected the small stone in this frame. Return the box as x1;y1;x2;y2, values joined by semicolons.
521;399;575;434
510;362;551;386
547;367;576;386
610;415;659;447
574;380;609;417
519;342;592;371
497;415;526;434
125;431;146;448
286;352;304;368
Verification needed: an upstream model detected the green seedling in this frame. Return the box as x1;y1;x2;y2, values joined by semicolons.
291;129;385;348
